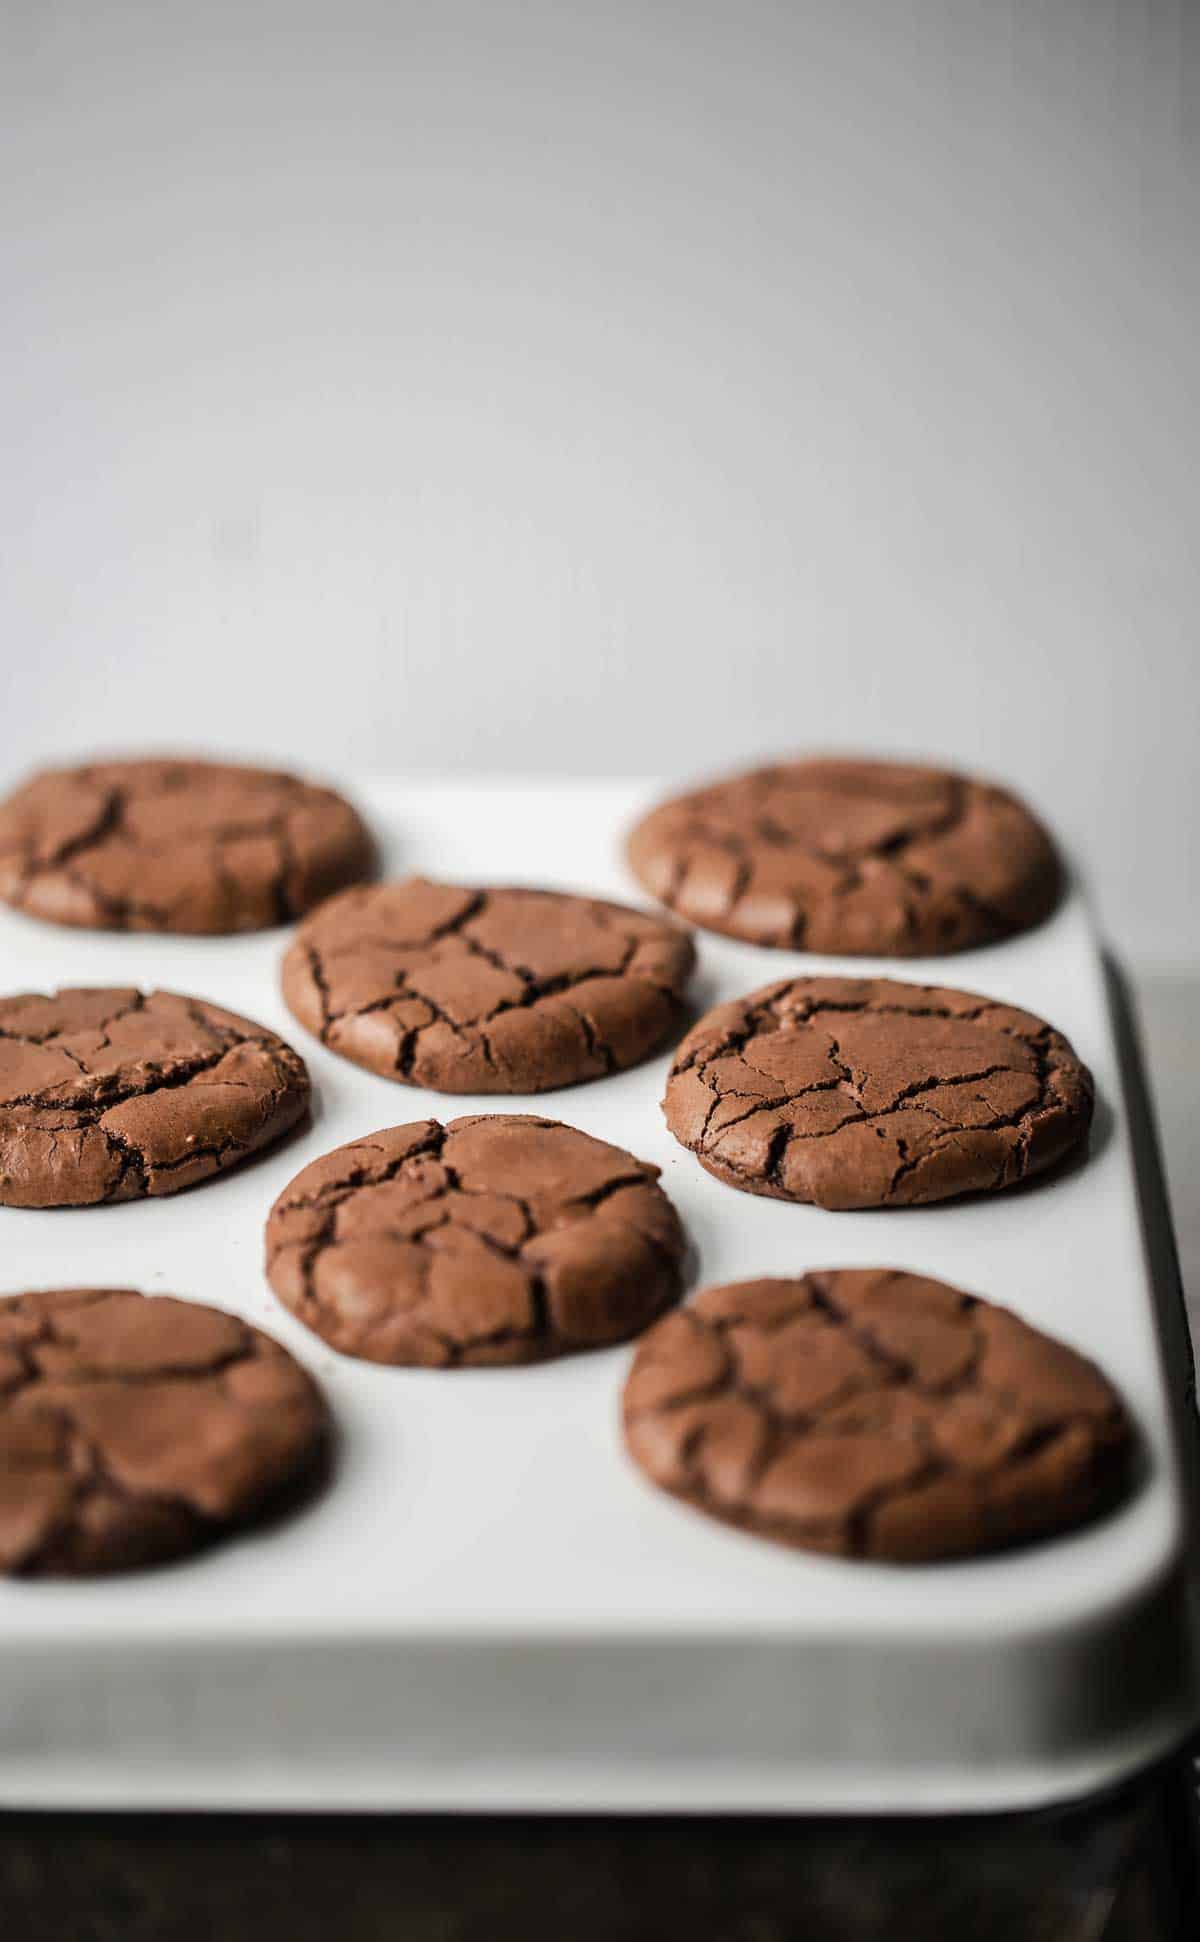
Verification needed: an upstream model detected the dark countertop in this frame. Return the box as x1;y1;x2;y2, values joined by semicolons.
1;1762;1198;1942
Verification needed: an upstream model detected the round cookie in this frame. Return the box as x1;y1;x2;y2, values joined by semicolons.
265;1114;687;1367
0;757;373;933
664;975;1092;1209
282;876;696;1094
623;1272;1132;1562
0;987;310;1207
0;1288;328;1575
627;756;1060;954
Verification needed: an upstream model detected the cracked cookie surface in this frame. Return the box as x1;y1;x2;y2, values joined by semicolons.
0;757;373;933
282;876;696;1094
0;1287;328;1575
265;1114;687;1366
627;757;1060;954
0;987;310;1207
623;1272;1132;1561
663;975;1092;1209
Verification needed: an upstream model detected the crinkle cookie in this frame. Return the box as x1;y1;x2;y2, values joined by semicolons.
0;1288;328;1575
0;987;309;1207
663;975;1092;1209
0;757;373;932
282;876;695;1093
265;1114;686;1366
623;1272;1132;1561
628;757;1060;954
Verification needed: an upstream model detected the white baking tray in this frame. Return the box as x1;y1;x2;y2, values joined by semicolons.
0;779;1196;1814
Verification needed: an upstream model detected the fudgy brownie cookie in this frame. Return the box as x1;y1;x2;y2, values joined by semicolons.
0;1288;328;1575
627;757;1060;954
265;1114;686;1366
0;757;373;932
623;1272;1132;1562
282;876;696;1093
663;975;1092;1209
0;987;310;1207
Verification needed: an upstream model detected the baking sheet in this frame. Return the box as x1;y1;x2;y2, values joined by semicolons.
0;778;1195;1812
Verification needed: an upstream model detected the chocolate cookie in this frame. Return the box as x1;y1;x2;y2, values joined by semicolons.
0;757;373;933
627;757;1060;954
282;876;696;1094
0;1287;328;1575
265;1114;686;1366
0;987;310;1207
664;976;1092;1209
623;1272;1132;1562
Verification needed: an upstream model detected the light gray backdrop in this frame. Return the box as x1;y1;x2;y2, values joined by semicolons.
2;0;1197;965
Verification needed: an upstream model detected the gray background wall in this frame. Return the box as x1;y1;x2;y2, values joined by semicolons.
2;0;1197;964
